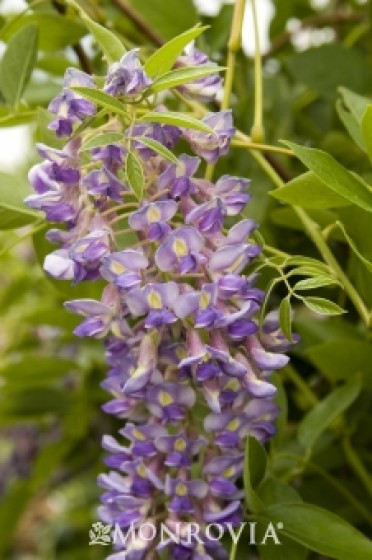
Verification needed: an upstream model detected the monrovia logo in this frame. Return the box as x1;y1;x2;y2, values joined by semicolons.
88;521;284;547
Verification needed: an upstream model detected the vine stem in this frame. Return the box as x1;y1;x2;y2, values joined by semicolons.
205;0;247;182
283;364;319;407
250;0;264;142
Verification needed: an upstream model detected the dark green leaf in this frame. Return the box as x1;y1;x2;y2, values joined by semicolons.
302;297;345;316
336;99;365;151
287;44;366;97
282;142;372;213
126;152;144;200
271;171;350;209
144;25;209;77
0;24;38;106
244;436;267;512
128;0;198;41
335;221;372;273
257;502;372;559
306;339;372;387
338;87;370;122
71;87;127;117
298;375;362;450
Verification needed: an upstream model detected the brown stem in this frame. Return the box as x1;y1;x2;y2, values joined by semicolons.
111;0;163;46
52;1;93;74
264;153;293;183
264;10;366;59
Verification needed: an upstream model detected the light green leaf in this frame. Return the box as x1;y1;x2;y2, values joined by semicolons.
71;87;127;117
302;297;345;316
338;87;370;122
141;111;215;133
284;256;331;274
126;152;144;200
336;99;365;151
282;142;372;212
257;502;372;560
1;13;86;51
298;375;362;450
81;132;123;151
243;436;267;512
361;105;372;162
279;296;292;341
294;276;339;291
80;13;126;63
0;24;38;106
148;65;224;94
134;136;179;163
0;171;40;229
144;25;209;77
335;221;372;273
271;171;350;209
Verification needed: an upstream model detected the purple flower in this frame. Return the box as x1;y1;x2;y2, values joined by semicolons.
176;47;223;102
91;144;126;173
155;226;206;274
154;432;206;467
158;155;200;198
183;111;235;163
165;476;208;514
146;382;196;422
104;49;152;97
129;200;177;241
131;122;181;159
215;175;251;215
125;282;179;328
48;68;96;136
186;198;226;234
100;250;149;289
83;167;127;202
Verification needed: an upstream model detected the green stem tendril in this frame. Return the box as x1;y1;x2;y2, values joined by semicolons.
250;0;265;142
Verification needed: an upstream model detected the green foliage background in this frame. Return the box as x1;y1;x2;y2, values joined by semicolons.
0;1;372;559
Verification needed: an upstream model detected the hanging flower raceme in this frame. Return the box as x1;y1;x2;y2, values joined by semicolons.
26;45;295;560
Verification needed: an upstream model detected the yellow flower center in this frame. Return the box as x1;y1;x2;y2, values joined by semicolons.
200;292;210;309
173;238;188;258
227;418;240;431
176;483;187;496
147;205;161;223
159;391;174;406
111;260;126;274
175;438;187;452
147;290;163;309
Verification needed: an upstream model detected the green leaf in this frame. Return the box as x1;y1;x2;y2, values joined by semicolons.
140;111;215;133
282;142;372;213
336;99;365;151
126;152;144;200
271;171;350;209
148;65;224;94
128;0;198;41
0;24;38;106
302;297;345;316
286;44;366;98
338;87;370;122
71;87;127;117
284;256;331;274
258;502;372;560
0;481;31;555
0;355;77;390
0;171;40;229
361;105;372;162
134;136;179;163
80;132;123;151
144;25;209;77
335;221;372;273
243;436;267;512
298;376;362;450
294;276;339;291
306;339;372;387
1;13;86;51
279;296;292;341
80;13;126;63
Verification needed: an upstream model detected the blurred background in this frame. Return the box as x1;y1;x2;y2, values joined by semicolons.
0;1;372;559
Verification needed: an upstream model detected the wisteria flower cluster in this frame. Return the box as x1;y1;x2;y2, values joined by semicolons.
26;47;294;560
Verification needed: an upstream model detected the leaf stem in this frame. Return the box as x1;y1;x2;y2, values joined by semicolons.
343;436;372;496
250;0;264;142
283;364;319;407
250;150;371;327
